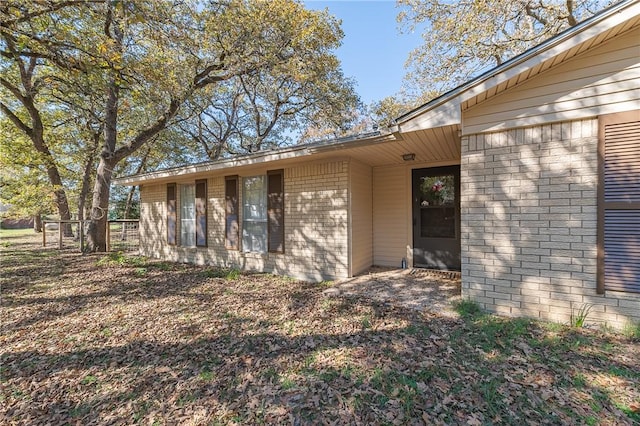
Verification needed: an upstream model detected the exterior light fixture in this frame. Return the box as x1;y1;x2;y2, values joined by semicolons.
402;153;416;161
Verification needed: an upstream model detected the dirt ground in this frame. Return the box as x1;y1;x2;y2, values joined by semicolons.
327;267;461;317
1;230;639;425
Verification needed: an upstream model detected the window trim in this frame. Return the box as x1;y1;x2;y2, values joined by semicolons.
179;183;196;248
242;175;268;253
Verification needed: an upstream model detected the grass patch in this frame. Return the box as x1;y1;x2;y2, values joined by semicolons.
96;251;146;267
80;375;98;386
198;370;215;381
279;376;296;390
453;313;532;356
133;267;147;276
622;321;640;339
0;228;36;239
200;267;241;280
454;299;483;318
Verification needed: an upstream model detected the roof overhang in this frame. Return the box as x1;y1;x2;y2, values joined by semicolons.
115;131;397;186
395;0;640;133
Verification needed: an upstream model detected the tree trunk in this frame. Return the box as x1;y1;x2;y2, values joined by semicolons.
78;154;95;222
33;213;42;233
123;185;137;219
79;128;101;222
50;172;74;237
85;158;115;252
119;185;137;241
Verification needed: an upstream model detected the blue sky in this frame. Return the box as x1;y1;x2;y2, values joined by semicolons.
305;0;423;105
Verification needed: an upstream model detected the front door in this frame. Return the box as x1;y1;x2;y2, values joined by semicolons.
412;166;461;270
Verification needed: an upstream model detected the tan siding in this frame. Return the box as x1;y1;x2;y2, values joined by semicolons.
373;165;408;267
464;27;640;134
350;160;373;275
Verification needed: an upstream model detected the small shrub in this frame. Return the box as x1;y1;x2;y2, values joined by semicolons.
570;303;593;328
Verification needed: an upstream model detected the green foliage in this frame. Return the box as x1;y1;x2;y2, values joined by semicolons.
454;299;483;319
80;375;98;386
200;267;241;280
226;268;240;280
133;267;147;277
2;0;358;250
570;303;593;328
622;321;640;340
96;251;146;267
397;0;610;101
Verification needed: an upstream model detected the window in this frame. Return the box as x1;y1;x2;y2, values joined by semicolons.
597;110;640;294
180;184;196;247
179;181;207;247
225;176;239;250
167;184;177;245
243;176;267;252
242;171;285;253
417;174;456;238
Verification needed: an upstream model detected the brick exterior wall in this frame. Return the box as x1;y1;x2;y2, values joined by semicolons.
139;160;349;281
461;118;640;329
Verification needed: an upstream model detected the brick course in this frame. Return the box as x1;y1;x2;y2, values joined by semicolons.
461;118;640;329
139;160;349;281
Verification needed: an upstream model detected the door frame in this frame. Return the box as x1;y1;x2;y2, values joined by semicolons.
411;165;461;270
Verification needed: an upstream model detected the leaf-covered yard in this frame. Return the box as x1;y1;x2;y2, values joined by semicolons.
1;230;639;425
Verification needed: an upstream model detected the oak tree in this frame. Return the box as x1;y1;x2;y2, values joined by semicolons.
398;0;610;101
1;0;358;251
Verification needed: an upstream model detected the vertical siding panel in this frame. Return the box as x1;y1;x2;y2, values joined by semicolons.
350;160;373;275
373;165;408;267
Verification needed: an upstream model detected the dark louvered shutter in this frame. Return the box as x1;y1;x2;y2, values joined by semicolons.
267;169;284;253
225;176;239;250
167;183;177;245
598;110;640;293
195;179;207;247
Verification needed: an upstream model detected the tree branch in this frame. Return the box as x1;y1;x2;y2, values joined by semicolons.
0;1;101;27
0;101;32;136
113;98;182;162
565;0;578;26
